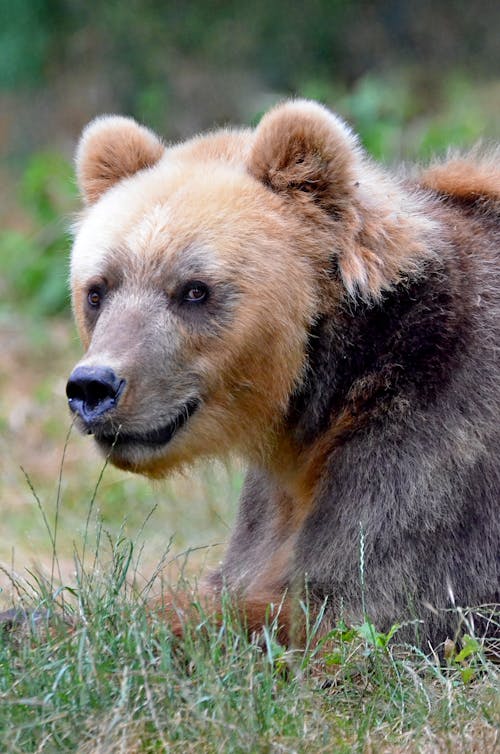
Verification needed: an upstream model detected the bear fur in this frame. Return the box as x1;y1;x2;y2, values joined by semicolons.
68;100;500;648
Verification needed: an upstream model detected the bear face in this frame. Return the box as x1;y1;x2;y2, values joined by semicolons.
69;107;337;475
71;179;310;475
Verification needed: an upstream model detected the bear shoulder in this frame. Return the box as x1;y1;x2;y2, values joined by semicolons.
419;149;500;205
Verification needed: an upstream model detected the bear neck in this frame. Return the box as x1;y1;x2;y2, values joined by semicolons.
277;249;471;476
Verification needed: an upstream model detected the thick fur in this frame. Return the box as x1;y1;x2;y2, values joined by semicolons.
70;100;499;648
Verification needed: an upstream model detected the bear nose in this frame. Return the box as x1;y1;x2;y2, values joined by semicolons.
66;366;125;426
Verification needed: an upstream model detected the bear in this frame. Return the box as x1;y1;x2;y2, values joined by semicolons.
65;100;500;649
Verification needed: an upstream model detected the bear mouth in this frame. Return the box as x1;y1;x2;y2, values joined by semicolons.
94;398;200;449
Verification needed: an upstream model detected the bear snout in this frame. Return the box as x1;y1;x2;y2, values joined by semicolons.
66;365;125;429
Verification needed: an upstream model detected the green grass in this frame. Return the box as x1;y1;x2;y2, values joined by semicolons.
0;452;498;753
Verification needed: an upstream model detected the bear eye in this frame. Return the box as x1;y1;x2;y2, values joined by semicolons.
87;288;102;308
182;282;209;304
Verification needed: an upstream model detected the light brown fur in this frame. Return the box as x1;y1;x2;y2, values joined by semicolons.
153;587;298;647
420;150;500;202
77;116;165;205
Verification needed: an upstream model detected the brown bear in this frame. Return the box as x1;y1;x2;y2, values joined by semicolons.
66;100;500;648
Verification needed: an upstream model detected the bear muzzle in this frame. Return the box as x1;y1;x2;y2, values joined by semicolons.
66;363;201;454
66;365;125;429
93;397;200;450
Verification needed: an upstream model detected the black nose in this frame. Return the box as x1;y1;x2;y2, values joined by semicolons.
66;366;125;426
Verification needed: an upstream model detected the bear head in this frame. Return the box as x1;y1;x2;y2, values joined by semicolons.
68;100;432;476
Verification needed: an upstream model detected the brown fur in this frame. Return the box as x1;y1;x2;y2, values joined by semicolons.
249;102;439;300
67;100;500;648
77;116;165;204
153;587;297;647
420;151;500;202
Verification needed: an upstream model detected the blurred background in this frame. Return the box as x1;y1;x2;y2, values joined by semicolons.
0;0;498;594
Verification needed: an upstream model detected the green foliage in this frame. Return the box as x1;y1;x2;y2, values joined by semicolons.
0;0;50;88
338;76;416;160
416;76;489;158
446;633;485;684
300;75;418;160
299;73;493;161
0;151;77;316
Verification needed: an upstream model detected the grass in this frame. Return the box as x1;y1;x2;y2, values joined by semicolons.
1;547;499;753
1;478;499;754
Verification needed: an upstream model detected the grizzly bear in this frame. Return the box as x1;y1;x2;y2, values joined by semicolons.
65;100;499;648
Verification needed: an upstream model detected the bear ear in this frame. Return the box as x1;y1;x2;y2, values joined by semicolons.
248;99;360;214
76;116;165;205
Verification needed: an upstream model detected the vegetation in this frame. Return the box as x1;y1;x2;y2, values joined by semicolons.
0;475;498;753
0;151;77;317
